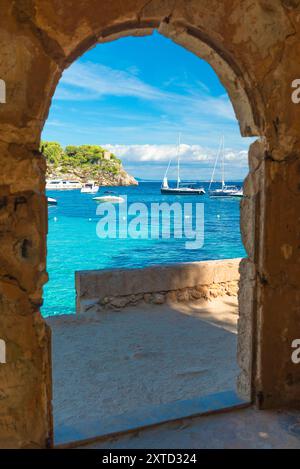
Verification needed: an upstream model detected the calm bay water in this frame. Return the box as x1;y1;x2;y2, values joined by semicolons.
44;181;245;317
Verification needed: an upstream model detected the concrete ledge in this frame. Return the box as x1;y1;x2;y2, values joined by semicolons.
76;259;241;313
55;389;249;448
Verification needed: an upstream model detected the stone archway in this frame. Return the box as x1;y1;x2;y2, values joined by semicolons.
1;0;300;448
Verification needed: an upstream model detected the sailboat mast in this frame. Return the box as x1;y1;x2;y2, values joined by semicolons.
177;133;181;189
221;135;225;189
209;137;223;191
164;158;172;179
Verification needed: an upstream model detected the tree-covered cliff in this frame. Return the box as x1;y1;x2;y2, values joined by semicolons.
41;141;138;186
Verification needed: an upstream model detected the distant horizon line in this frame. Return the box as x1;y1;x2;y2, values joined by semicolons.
136;178;244;183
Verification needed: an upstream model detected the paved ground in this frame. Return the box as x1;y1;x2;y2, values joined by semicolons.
48;297;239;436
80;407;300;449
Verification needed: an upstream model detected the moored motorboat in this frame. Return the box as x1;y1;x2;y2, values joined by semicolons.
81;181;99;193
93;195;125;203
46;179;82;190
47;197;57;205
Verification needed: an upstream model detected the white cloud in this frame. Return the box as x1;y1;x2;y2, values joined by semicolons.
57;62;164;101
104;143;248;165
46;119;65;127
55;62;236;121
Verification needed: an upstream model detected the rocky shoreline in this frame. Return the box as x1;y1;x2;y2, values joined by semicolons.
43;142;138;186
47;166;138;187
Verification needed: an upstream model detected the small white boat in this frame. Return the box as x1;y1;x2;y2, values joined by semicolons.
93;195;125;203
81;181;99;193
210;186;243;198
209;136;243;198
47;197;57;205
46;179;82;190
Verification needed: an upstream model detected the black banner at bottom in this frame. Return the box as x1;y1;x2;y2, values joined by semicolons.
0;449;294;467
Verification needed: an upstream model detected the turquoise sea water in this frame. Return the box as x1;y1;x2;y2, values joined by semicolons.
44;181;245;317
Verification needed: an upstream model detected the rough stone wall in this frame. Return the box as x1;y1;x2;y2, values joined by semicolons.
0;0;300;447
95;281;239;311
237;140;264;400
76;259;240;313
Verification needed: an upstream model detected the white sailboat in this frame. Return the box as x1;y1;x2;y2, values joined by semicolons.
161;134;205;195
209;136;243;198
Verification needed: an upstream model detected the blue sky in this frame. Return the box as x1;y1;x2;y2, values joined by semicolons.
43;32;254;181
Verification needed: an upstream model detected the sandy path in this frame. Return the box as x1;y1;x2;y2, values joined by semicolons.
47;297;238;432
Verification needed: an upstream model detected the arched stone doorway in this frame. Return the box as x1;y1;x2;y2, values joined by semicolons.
0;0;299;448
